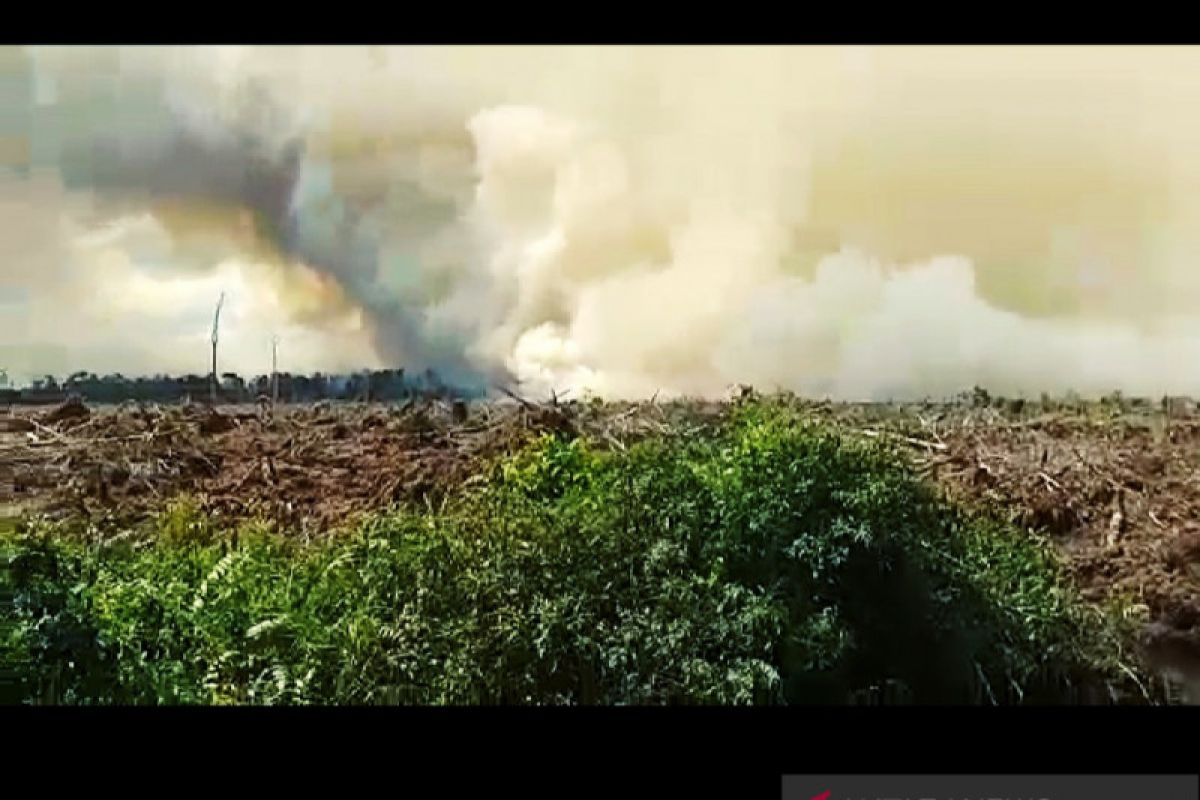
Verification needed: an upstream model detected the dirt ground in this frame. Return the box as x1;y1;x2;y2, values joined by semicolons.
3;393;1197;636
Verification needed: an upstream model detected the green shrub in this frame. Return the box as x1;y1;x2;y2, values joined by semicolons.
0;401;1138;705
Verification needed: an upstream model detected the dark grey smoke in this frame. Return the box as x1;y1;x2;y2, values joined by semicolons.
65;128;304;248
18;49;491;389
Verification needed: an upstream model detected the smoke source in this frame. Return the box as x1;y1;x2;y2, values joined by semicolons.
6;45;1200;399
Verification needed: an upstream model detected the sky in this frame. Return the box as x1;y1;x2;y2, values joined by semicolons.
5;45;1200;399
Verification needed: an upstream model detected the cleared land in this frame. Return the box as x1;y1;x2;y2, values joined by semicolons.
3;393;1197;628
2;392;1198;704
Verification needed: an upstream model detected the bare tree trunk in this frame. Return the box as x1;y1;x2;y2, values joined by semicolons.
271;336;279;408
210;292;225;407
210;340;218;405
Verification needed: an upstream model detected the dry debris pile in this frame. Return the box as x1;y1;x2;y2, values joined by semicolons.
802;397;1200;648
3;393;1197;640
3;397;537;533
0;394;724;535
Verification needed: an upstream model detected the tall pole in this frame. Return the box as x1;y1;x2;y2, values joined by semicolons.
271;335;279;406
210;292;225;406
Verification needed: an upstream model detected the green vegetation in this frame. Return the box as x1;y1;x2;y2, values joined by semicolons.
1;400;1140;705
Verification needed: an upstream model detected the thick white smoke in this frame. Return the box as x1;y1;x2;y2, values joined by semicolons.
7;46;1200;399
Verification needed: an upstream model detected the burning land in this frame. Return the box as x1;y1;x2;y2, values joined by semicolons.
3;389;1198;705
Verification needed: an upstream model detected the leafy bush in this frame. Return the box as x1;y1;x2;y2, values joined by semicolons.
1;401;1138;705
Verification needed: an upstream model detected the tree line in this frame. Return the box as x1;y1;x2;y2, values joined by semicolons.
0;368;478;405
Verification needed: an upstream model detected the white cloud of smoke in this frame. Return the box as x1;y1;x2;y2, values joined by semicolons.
5;45;1200;398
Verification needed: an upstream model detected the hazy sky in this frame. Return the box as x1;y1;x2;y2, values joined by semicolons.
5;46;1200;398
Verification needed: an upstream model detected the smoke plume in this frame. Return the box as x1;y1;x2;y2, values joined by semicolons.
5;45;1200;399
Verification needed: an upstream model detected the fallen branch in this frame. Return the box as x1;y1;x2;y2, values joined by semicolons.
861;428;949;451
915;413;947;446
13;426;189;449
603;430;627;452
612;405;644;424
495;384;535;410
1036;471;1063;492
29;418;70;443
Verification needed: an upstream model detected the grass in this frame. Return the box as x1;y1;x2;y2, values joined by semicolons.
0;399;1143;705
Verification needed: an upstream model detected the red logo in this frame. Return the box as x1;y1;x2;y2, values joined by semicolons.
811;793;831;800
